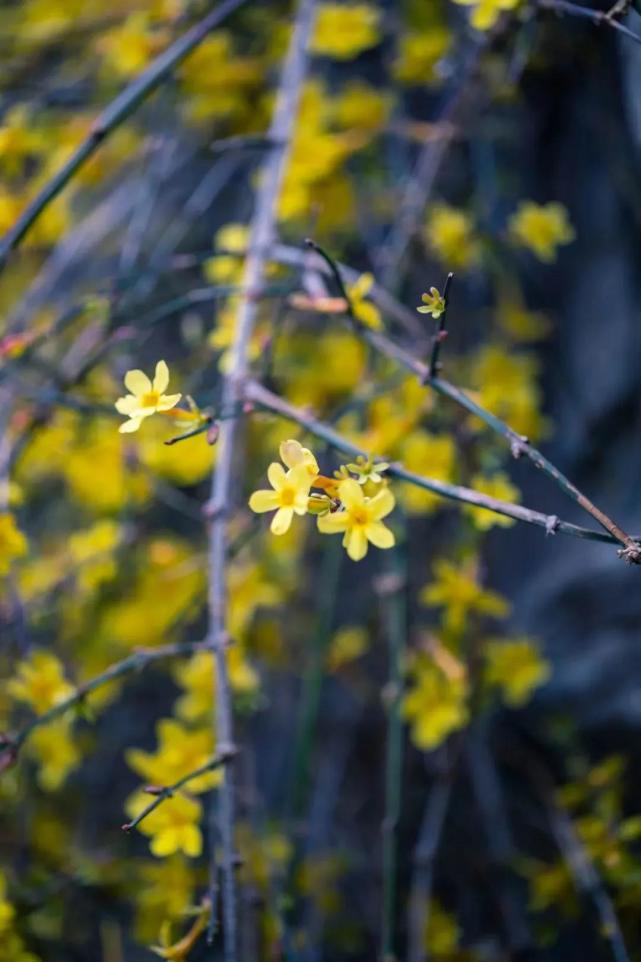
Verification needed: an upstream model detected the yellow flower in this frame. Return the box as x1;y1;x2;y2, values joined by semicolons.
398;431;456;515
497;295;550;342
327;626;369;671
0;513;28;576
115;360;182;434
126;719;219;794
330;81;390;131
249;463;312;535
464;472;521;530
348;273;383;330
29;719;80;791
420;559;509;635
8;650;74;713
484;637;550;706
173;648;259;722
317;477;395;561
417;287;446;318
126;791;202;858
425;204;480;269
204;222;249;284
311;3;381;60
453;0;520;30
403;657;468;750
394;30;451;86
279;439;319;479
508;201;575;262
470;344;548;440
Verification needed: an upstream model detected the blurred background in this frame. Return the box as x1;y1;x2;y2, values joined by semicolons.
1;0;641;960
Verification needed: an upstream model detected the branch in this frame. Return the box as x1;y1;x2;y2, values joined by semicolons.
205;3;316;957
0;641;208;768
0;0;250;269
538;0;641;45
427;272;453;377
122;749;237;833
292;243;641;561
245;378;634;547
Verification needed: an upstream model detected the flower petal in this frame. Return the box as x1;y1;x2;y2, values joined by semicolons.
368;486;395;520
153;359;169;394
115;395;139;415
119;417;143;434
345;527;368;561
124;369;151;396
366;521;395;549
249;490;280;513
267;462;286;492
317;511;348;533
156;393;182;411
279;439;304;469
271;506;293;535
338;477;364;510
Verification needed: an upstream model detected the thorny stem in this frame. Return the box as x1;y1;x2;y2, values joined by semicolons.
0;641;208;767
205;3;315;956
122;749;237;833
245;378;638;547
379;547;407;962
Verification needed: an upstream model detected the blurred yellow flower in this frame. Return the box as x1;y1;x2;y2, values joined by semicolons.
470;344;548;440
173;648;259;722
484;637;550;706
0;513;27;576
509;201;575;262
29;719;80;791
249;463;312;535
464;472;521;530
116;360;182;434
317;477;395;561
8;650;74;713
126;790;202;858
420;559;509;635
127;718;219;794
394;30;451;85
399;431;456;515
453;0;520;30
348;273;383;330
311;3;381;60
327;626;369;670
204;223;249;284
425;204;480;269
403;656;468;750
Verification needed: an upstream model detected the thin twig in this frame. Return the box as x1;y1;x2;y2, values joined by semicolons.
538;0;641;46
205;4;316;956
0;0;250;269
245;378;637;547
122;749;237;833
378;547;407;962
294;242;640;559
1;641;208;768
427;272;453;377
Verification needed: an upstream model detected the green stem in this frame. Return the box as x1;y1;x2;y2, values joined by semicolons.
0;0;249;269
380;545;407;962
289;536;342;819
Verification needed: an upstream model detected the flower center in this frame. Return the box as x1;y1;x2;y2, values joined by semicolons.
140;391;160;408
351;507;369;526
280;487;295;507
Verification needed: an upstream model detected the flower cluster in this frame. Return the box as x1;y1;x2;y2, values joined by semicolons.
249;440;395;561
